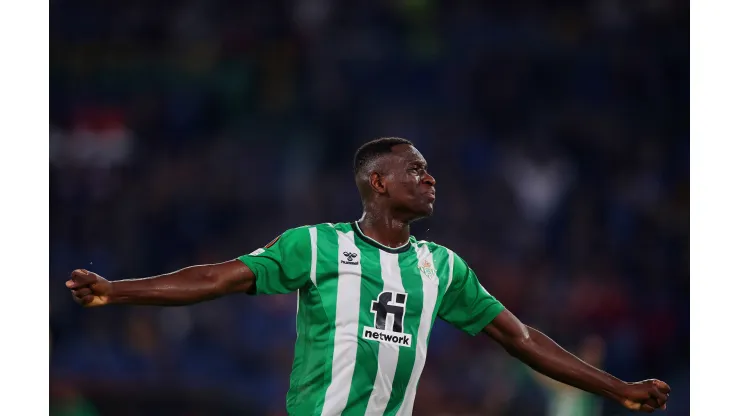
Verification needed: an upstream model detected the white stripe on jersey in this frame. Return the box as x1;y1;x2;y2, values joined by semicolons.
445;248;454;295
309;227;318;287
321;230;362;416
364;251;406;415
396;242;440;416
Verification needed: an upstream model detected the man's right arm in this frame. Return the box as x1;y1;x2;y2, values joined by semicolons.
66;260;255;307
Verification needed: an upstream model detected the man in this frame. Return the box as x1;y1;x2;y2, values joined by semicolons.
66;137;670;415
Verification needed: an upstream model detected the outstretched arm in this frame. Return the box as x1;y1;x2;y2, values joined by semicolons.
483;309;671;413
67;226;314;307
66;260;255;307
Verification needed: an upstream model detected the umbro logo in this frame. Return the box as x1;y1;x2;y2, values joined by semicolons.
341;251;359;265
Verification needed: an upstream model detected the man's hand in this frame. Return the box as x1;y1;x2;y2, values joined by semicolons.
620;379;671;413
483;311;672;413
66;269;112;307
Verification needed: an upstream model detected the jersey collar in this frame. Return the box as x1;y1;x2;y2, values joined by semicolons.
351;221;412;254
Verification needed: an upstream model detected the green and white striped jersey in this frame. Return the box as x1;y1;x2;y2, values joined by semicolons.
238;222;505;416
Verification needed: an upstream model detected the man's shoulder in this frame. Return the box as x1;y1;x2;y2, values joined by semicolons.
412;237;455;256
283;222;347;236
268;223;338;249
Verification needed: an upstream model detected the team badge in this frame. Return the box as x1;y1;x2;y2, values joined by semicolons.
418;260;436;279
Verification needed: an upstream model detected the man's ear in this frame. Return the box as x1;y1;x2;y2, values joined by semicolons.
369;171;387;195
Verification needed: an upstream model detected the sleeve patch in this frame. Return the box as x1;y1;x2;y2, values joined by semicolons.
264;235;281;248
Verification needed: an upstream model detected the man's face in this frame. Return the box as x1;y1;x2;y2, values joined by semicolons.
381;144;437;220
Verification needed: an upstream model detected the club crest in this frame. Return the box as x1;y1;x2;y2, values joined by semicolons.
418;260;436;279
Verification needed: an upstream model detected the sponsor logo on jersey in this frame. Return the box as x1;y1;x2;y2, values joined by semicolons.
341;251;359;265
363;291;412;347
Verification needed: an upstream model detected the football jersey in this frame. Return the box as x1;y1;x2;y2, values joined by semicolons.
238;222;505;416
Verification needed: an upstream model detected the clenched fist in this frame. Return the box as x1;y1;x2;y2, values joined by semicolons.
621;379;671;413
66;269;113;307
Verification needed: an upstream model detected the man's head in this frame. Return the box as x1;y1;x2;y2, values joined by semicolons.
354;137;437;221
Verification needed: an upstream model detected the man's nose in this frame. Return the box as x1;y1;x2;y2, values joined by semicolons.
423;172;436;186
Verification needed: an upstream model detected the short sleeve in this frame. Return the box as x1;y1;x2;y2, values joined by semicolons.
237;227;312;295
437;252;505;335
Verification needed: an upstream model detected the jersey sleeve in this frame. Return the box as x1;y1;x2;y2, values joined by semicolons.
237;227;312;295
437;252;505;335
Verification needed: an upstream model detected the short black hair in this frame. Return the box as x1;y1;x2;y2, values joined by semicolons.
353;137;414;175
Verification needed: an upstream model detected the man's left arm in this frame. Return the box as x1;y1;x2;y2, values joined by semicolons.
483;309;671;413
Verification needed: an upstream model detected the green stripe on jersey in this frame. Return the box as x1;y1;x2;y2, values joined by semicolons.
291;224;340;416
394;243;451;415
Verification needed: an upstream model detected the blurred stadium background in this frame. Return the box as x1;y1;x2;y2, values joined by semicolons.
49;0;689;415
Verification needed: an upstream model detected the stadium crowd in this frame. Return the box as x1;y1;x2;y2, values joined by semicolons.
50;1;688;414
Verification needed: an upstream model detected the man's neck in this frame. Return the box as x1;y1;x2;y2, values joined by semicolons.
357;211;411;249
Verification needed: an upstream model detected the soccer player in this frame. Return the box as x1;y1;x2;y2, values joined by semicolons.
66;138;671;415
